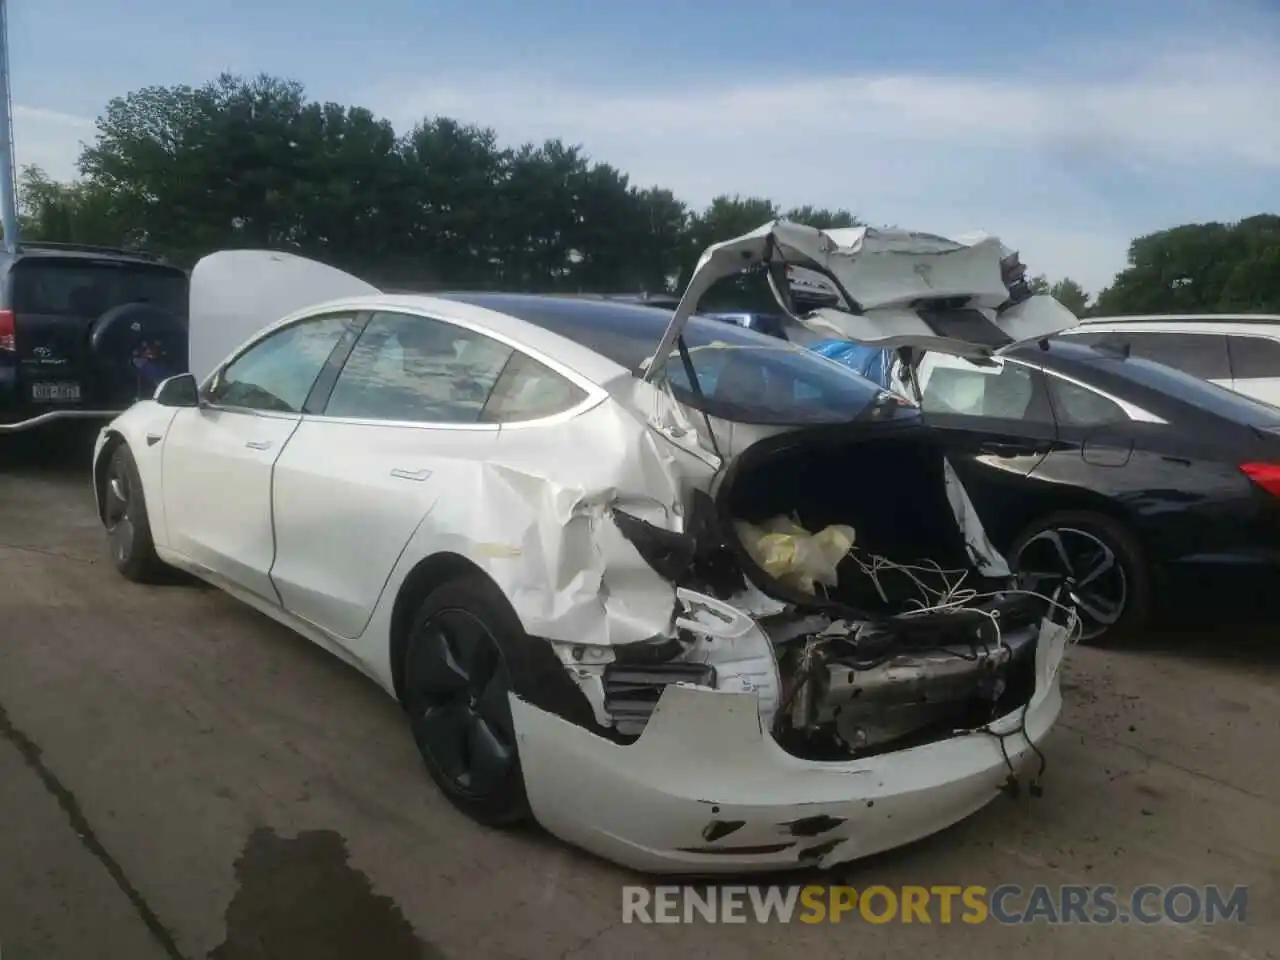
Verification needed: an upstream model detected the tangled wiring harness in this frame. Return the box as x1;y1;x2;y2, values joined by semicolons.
770;545;1082;796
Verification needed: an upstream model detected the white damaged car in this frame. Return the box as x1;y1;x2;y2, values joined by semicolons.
92;221;1081;874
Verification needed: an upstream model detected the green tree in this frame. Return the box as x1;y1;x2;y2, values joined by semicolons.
37;69;1279;315
54;72;869;296
16;165;122;245
395;117;508;286
79;74;404;266
1049;277;1090;316
783;205;860;230
1095;216;1280;315
627;187;690;293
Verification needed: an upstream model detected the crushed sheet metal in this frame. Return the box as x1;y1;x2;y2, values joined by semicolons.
415;398;717;647
646;219;1079;381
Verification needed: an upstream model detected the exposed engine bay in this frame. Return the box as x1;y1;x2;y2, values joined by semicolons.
602;426;1077;764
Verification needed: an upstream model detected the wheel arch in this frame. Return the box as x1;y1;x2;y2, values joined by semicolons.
388;551;489;703
387;550;608;736
1012;484;1153;558
93;430;128;524
987;465;1151;553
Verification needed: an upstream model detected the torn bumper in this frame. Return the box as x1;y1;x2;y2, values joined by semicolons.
513;623;1067;875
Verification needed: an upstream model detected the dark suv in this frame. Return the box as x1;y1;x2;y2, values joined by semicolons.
0;242;190;434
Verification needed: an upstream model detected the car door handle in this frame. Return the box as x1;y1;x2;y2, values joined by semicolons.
390;468;432;482
245;439;273;450
980;440;1047;456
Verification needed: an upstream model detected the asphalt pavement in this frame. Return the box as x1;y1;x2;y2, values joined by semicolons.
1;427;1276;959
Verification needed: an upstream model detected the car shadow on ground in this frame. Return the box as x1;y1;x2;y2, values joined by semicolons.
1114;624;1280;668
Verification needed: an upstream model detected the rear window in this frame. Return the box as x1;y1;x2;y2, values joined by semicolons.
1086;352;1280;426
12;260;188;318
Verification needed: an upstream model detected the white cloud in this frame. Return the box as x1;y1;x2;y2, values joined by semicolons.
9;34;1277;296
374;38;1280;294
11;104;94;182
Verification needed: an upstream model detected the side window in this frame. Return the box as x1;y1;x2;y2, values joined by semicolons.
1123;332;1230;381
920;359;1053;423
479;351;588;423
324;311;512;423
209;314;354;413
1045;375;1128;427
1227;335;1280;380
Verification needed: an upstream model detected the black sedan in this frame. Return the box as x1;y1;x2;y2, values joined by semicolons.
912;339;1280;642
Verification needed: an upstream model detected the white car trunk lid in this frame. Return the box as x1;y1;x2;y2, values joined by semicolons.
644;220;1079;381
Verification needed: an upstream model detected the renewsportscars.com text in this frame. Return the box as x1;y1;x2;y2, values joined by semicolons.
621;884;1249;925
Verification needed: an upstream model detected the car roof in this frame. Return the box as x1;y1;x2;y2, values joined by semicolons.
1007;338;1280;426
1079;313;1280;326
345;293;647;388
436;291;800;372
3;243;182;271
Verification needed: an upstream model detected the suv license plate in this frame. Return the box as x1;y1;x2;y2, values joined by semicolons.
31;382;82;402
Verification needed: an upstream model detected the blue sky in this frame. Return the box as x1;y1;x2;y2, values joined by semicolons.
10;0;1280;294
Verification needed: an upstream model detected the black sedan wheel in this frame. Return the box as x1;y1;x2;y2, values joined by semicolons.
102;444;164;582
1012;511;1150;644
403;577;530;826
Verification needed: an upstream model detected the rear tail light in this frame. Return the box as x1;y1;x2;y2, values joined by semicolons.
0;309;14;352
1240;462;1280;497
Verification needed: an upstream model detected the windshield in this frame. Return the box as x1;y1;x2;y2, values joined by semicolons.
1093;353;1280;426
12;259;188;318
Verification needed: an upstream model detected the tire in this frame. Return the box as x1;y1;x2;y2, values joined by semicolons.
1010;510;1150;645
101;443;166;583
89;302;189;405
401;575;531;826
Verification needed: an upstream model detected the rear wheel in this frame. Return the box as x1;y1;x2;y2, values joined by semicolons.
401;576;530;826
102;443;166;583
1011;510;1149;644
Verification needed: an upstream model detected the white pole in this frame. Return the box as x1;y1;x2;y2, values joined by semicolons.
0;0;19;252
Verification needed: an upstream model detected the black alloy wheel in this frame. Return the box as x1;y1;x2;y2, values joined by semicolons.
1012;511;1149;643
102;444;163;582
403;580;529;826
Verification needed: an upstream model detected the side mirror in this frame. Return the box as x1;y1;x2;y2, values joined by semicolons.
154;373;200;408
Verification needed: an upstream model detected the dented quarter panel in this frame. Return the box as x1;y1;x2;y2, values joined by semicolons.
346;395;722;695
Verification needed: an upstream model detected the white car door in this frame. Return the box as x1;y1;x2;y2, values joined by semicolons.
161;312;359;599
267;310;522;640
